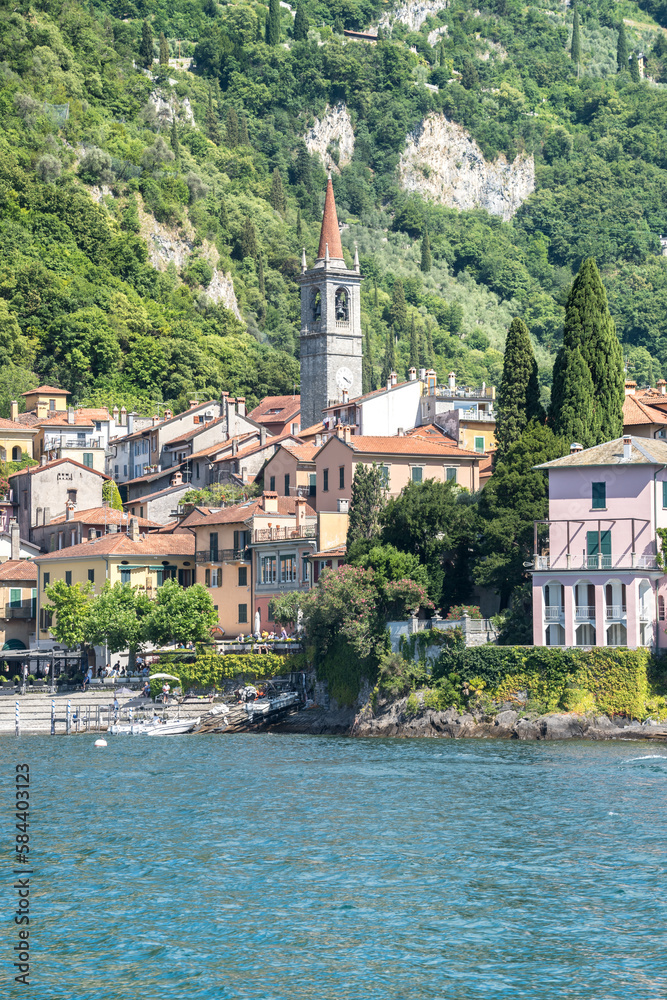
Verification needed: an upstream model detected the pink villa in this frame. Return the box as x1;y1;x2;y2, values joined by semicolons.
532;435;667;649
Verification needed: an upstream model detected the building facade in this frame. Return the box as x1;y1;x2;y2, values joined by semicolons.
10;459;108;541
0;560;37;651
532;435;667;650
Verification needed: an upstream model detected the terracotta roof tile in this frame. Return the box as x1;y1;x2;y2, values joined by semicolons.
124;484;189;504
185;496;316;527
623;394;667;426
0;560;37;581
339;435;481;458
280;442;319;462
536;435;667;469
317;178;344;261
47;506;160;527
21;385;69;396
35;532;195;562
9;458;108;479
248;396;300;424
0;417;37;431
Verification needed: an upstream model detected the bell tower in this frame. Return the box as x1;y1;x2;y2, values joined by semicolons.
298;177;363;431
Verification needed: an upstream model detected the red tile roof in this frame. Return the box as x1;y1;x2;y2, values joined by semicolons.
623;394;667;426
35;532;195;561
47;506;160;527
334;435;481;458
280;442;319;462
185;496;316;527
213;433;301;465
21;385;69;396
248;396;301;425
0;417;37;431
0;560;37;581
9;457;109;479
318;177;344;261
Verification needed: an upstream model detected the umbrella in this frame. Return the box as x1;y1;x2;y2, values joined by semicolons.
149;673;182;682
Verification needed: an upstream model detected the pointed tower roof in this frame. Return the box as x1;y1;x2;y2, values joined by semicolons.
317;176;344;262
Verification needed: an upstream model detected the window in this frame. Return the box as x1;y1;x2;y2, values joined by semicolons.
411;466;423;483
22;491;28;510
339;467;345;489
280;555;297;583
205;568;211;587
592;482;606;509
40;607;53;631
311;288;321;322
43;572;49;589
309;474;316;497
379;465;390;488
67;489;77;505
323;468;329;492
285;473;290;495
233;530;248;554
238;566;248;587
261;556;277;584
270;475;276;492
12;446;21;462
335;287;349;322
238;603;248;624
209;532;219;561
87;569;94;583
140;507;144;519
82;453;94;468
660;596;665;621
123;465;127;477
65;571;72;586
474;436;485;453
49;398;56;411
586;530;611;568
9;588;21;609
446;468;457;483
114;465;119;478
662;481;667;509
120;569;131;584
302;556;310;584
95;422;101;432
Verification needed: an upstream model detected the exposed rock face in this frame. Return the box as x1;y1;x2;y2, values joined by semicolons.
304;103;355;172
380;0;450;32
137;199;242;320
148;89;195;127
398;113;535;221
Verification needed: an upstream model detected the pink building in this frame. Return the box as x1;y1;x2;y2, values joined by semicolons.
532;434;667;649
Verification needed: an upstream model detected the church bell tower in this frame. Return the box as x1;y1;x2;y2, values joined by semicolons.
298;177;363;431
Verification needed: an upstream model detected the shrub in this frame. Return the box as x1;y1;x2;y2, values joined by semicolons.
36;154;61;183
78;147;113;184
446;604;482;620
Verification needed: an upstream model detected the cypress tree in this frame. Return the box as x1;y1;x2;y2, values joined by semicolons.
381;327;397;384
170;117;179;157
257;251;265;297
225;107;239;148
552;346;596;447
293;0;309;40
362;328;373;394
139;20;153;69
617;21;629;72
270;168;286;213
571;6;581;72
389;279;408;336
347;463;386;546
219;198;229;236
629;52;640;82
241;216;257;259
159;31;169;66
420;228;432;273
426;320;435;368
550;258;624;446
240;114;250;146
267;0;280;45
205;89;220;144
409;314;419;370
418;329;427;369
496;317;544;460
296;208;302;239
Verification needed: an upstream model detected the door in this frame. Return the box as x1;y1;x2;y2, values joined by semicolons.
587;530;611;567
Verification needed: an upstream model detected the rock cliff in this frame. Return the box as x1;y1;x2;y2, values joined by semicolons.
304;103;355;171
398;113;535;221
380;0;450;32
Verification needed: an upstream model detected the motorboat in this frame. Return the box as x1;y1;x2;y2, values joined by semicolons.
109;716;199;736
246;691;300;722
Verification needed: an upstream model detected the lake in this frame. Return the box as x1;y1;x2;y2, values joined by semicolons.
2;734;666;999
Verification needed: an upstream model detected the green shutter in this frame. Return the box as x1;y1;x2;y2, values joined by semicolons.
662;481;667;509
411;467;423;483
592;482;606;509
9;588;21;608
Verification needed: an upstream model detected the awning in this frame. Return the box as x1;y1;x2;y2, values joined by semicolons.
2;639;26;650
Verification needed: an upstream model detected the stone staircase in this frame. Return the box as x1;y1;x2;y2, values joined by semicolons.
0;689;209;735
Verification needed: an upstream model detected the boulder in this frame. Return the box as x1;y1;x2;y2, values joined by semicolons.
514;718;539;740
493;709;518;730
538;713;585;740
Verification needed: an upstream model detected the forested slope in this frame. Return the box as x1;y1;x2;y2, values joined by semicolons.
4;0;667;415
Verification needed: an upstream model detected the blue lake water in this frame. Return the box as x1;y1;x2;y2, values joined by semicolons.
1;734;667;999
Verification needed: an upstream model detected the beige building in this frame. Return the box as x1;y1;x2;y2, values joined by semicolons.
31;506;160;553
10;458;109;541
0;412;37;463
313;430;482;512
262;443;318;499
0;560;37;651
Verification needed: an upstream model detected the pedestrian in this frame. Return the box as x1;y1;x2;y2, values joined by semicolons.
162;682;170;706
113;695;119;721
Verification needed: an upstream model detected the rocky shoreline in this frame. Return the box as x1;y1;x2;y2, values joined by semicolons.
272;698;667;741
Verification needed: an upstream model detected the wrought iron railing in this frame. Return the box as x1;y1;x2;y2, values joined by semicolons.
253;525;316;542
195;549;248;563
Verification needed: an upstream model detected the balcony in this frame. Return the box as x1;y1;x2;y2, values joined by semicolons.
253;525;317;543
605;605;627;620
533;553;660;572
195;549;248;564
640;604;652;621
575;605;596;620
457;408;496;422
544;606;564;621
433;386;495;400
5;601;34;619
44;437;103;451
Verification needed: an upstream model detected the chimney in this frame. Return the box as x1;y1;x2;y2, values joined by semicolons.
386;377;391;391
342;388;349;404
408;368;417;381
448;372;456;391
295;496;306;528
570;443;583;455
342;426;352;444
337;498;349;513
260;427;267;447
301;248;307;274
10;400;18;422
315;433;321;447
170;470;183;487
10;519;19;561
67;406;75;425
237;397;246;417
189;400;198;409
354;243;360;273
262;491;279;513
129;516;139;540
658;379;667;395
164;409;173;420
36;401;47;419
152;415;160;426
623;434;632;460
241;468;248;484
390;371;397;387
624;380;637;396
397;427;404;437
65;505;72;521
112;405;119;423
232;438;238;456
120;405;127;426
127;412;135;435
419;368;426;381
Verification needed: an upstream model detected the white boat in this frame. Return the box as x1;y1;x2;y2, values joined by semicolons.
246;691;300;721
109;716;199;736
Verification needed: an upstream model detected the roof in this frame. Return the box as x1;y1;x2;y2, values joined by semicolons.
115;401;219;445
36;408;111;428
248;396;301;426
35;532;195;562
46;506;160;528
327;435;481;458
184;495;317;528
623;394;667;426
0;560;38;581
279;442;319;462
311;545;347;558
21;385;69;396
188;432;258;463
163;413;228;447
536;436;667;470
322;379;414;411
8;457;109;480
406;424;458;445
0;417;37;432
318;177;344;261
125;484;189;505
213;433;301;465
298;421;326;438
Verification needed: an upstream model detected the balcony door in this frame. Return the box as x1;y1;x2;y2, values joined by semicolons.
586;530;611;568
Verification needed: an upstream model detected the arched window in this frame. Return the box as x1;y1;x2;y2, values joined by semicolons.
11;446;21;462
335;287;349;322
311;288;321;322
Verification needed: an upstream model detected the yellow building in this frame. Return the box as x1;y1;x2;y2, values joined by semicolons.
34;525;196;643
0;414;37;464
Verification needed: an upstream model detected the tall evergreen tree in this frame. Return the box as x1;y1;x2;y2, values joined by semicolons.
267;0;280;45
270;167;286;213
496;317;544;459
293;0;309;40
139;20;153;69
571;6;581;72
225;107;239;147
629;52;640;82
240;216;257;259
240;114;250;146
552;346;596;447
420;228;432;273
617;21;629;72
205;89;220;144
257;251;265;298
550;258;624;446
296;208;302;240
159;31;169;66
170;117;179;157
408;314;419;371
381;327;397;384
347;463;386;546
389;279;408;336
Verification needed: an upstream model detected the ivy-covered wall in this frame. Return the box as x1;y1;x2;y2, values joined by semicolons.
152;652;305;693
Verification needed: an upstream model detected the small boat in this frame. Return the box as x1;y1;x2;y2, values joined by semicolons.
109;716;199;736
246;691;300;722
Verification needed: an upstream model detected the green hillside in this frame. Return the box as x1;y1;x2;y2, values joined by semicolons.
3;0;667;415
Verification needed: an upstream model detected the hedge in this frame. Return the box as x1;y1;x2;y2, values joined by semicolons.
151;653;304;693
432;646;658;718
